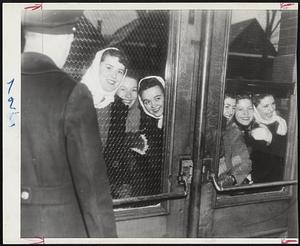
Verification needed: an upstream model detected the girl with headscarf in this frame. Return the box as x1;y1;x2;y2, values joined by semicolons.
250;94;287;183
81;47;128;147
135;76;165;196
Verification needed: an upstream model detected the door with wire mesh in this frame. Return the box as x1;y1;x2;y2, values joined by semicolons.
64;10;169;203
63;9;201;237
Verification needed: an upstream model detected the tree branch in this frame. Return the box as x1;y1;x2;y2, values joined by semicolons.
271;19;281;35
266;10;270;28
269;10;277;28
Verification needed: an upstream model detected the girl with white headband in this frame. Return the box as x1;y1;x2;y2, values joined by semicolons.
81;47;128;147
135;76;165;196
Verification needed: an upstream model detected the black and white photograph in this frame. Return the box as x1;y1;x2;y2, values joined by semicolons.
3;2;298;244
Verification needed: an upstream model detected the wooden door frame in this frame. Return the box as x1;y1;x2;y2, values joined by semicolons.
186;10;232;237
191;9;298;238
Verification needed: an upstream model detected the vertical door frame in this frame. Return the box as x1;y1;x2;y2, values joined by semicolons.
186;10;232;237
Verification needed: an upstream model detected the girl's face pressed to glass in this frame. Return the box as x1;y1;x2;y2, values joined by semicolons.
235;98;254;126
116;76;138;108
98;55;126;92
141;85;164;117
223;97;236;120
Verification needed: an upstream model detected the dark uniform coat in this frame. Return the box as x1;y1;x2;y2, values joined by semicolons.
21;52;117;238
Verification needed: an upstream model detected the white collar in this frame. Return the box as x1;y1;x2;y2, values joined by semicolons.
253;106;277;125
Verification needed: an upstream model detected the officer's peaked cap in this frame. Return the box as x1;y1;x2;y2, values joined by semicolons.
22;10;83;34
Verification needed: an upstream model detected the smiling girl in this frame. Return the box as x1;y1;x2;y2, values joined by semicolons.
218;95;253;187
104;70;149;198
81;47;128;147
135;76;165;196
250;94;288;183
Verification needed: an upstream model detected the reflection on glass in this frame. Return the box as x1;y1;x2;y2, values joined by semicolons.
218;10;297;189
64;10;169;202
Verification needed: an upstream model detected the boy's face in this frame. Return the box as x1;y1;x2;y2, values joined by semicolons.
98;55;126;92
116;76;138;108
141;85;164;117
223;97;236;120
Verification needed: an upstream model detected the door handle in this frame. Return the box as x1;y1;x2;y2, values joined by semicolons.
198;158;298;192
113;191;187;207
112;159;192;207
210;173;298;192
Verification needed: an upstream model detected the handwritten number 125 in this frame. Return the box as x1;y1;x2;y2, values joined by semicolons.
7;78;18;127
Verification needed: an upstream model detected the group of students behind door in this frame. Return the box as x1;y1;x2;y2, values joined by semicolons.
218;93;287;188
81;47;166;199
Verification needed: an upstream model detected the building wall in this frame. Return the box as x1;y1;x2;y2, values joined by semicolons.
272;11;298;83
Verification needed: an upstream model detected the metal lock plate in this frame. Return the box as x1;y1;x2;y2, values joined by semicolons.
178;159;193;185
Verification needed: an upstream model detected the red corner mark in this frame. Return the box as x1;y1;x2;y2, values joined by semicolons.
280;3;295;9
28;236;45;244
281;239;298;244
24;3;43;11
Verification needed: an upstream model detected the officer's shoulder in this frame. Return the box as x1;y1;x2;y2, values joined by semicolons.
57;70;78;89
63;75;92;99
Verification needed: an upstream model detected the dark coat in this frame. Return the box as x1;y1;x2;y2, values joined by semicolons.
249;121;287;183
104;96;132;198
135;112;163;196
96;105;112;148
235;118;287;184
21;52;117;238
219;120;252;185
104;96;144;199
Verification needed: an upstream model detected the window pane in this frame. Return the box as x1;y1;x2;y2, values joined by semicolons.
218;10;297;191
64;10;170;205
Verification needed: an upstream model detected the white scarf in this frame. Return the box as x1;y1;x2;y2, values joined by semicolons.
81;47;127;109
253;106;287;136
138;76;165;129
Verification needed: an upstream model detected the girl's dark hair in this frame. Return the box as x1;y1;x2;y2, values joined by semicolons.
224;93;236;100
252;93;274;107
126;69;141;82
138;77;165;95
101;48;129;68
236;94;253;104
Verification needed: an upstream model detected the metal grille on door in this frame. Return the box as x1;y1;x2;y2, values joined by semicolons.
63;10;170;207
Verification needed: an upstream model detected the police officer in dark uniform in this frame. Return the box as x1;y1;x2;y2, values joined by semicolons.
21;10;117;238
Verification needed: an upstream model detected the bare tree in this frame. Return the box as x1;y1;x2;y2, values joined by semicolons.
265;10;281;49
260;10;281;80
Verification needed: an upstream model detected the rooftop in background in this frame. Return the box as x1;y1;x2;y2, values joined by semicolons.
229;18;277;57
